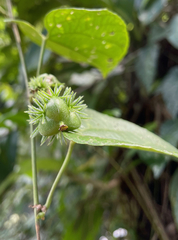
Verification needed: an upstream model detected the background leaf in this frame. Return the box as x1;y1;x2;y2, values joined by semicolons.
148;23;168;44
0;131;18;182
135;44;160;91
166;14;178;49
158;66;178;118
138;0;167;25
160;119;178;147
64;108;178;158
169;169;178;231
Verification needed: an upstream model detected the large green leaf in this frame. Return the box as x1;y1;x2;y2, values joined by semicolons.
64;109;178;159
7;8;129;77
45;8;129;77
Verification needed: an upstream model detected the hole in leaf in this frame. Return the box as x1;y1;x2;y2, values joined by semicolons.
49;24;53;27
102;41;106;44
70;11;74;15
101;33;105;37
110;31;115;36
107;58;113;63
57;24;62;28
95;26;99;30
97;12;101;15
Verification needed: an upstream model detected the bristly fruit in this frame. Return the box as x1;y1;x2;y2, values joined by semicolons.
29;74;64;97
46;97;69;122
38;117;60;136
25;77;87;145
65;112;81;131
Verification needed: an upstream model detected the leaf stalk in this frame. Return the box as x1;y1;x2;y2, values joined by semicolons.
44;141;75;209
36;37;46;77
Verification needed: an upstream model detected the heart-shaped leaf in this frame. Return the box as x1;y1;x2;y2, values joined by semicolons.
63;109;178;159
44;8;129;77
7;8;129;77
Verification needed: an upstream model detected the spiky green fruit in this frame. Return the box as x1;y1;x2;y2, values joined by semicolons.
46;97;70;122
39;117;60;136
65;112;81;131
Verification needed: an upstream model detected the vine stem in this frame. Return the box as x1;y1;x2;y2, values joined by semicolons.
45;141;75;209
6;1;41;239
36;37;46;77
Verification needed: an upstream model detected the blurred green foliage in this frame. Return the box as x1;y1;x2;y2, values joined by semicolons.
1;0;178;239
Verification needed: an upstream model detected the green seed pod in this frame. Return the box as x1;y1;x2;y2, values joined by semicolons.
38;117;60;136
65;112;81;131
46;97;69;122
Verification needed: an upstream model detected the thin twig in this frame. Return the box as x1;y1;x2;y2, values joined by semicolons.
66;171;119;191
109;156;170;240
131;168;170;240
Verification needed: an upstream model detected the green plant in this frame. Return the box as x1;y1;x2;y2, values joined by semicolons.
5;1;178;240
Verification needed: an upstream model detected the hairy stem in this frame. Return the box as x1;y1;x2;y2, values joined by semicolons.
45;141;75;209
36;37;46;77
6;1;40;239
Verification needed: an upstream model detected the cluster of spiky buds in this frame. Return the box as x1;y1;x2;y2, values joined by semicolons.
29;74;64;95
26;76;87;145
